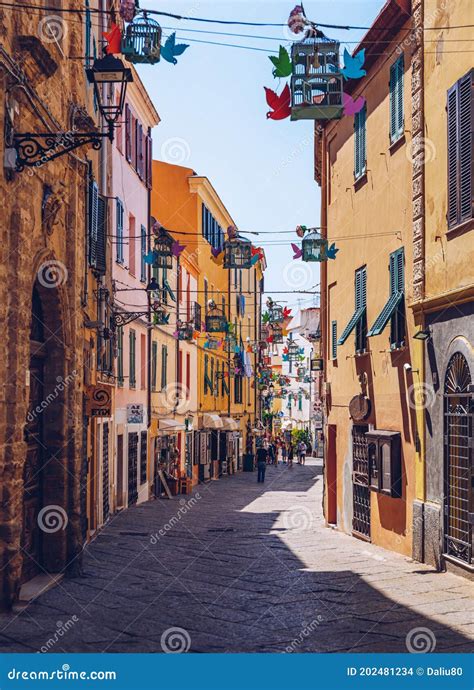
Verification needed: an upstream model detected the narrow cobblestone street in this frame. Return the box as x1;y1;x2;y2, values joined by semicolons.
1;460;472;654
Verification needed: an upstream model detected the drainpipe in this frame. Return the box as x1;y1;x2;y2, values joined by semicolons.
227;267;231;417
146;127;152;434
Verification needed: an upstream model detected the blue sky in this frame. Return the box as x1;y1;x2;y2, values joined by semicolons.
137;1;383;311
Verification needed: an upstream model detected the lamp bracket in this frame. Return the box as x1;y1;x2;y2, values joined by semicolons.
13;130;112;171
111;310;148;329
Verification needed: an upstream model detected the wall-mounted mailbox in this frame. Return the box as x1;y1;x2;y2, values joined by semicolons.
366;430;402;498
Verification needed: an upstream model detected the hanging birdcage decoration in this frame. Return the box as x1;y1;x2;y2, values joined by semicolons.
302;230;328;262
152;302;169;326
224;333;237;353
287;338;300;362
177;320;194;341
205;336;220;351
121;12;162;64
223;235;252;269
152;228;174;269
271;324;283;343
290;34;343;121
297;366;306;380
205;303;228;333
267;299;284;324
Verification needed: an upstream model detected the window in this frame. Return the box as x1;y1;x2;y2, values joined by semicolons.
151;341;157;391
390;55;404;143
140;333;146;389
131;115;137;169
354;104;367;180
117;327;124;386
368;248;405;349
338;266;367;354
145;134;153;189
201;204;224;249
129;329;136;388
125;104;132;162
116;199;124;263
140;225;147;282
116;91;123;155
128;214;135;276
331;320;337;360
234;374;243;404
161;345;168;390
447;70;473;228
94;195;107;275
84;0;92;67
88;179;98;268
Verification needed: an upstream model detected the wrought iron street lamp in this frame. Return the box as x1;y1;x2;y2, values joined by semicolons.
12;55;132;170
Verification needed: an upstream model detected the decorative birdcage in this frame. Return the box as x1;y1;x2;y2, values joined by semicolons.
267;299;284;324
297;366;306;380
177;320;194;341
302;231;328;262
152;228;174;269
205;336;220;351
121;13;162;64
271;324;283;343
291;35;343;121
224;235;252;269
152;302;169;326
287;337;300;362
224;333;237;353
205;304;228;333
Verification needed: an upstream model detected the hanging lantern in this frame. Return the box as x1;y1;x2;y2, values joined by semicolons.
302;231;328;262
152;228;174;269
177;320;194;341
205;303;228;333
290;35;344;121
224;235;252;269
287;337;300;362
271;324;283;343
121;12;162;64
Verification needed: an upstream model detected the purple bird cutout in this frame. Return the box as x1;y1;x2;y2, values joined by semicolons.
342;92;366;117
291;242;303;260
211;246;223;258
172;240;185;257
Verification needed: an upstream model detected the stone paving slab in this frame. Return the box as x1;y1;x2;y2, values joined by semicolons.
0;460;472;653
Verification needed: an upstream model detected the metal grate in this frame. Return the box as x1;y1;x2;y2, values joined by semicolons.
102;422;109;522
352;425;370;539
140;430;147;485
128;432;138;506
444;352;473;564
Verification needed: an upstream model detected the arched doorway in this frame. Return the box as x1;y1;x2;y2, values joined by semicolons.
21;285;47;582
20;279;68;584
444;352;473;565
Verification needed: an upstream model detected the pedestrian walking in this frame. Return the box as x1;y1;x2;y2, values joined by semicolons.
288;442;294;468
298;440;307;465
256;445;268;483
268;442;276;465
282;443;288;464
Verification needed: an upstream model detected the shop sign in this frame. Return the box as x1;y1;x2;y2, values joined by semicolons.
86;385;112;417
127;403;144;424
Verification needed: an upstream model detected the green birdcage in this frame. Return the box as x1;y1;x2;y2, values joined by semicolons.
205;305;227;333
121;13;162;64
152;228;174;269
223;236;252;269
302;231;328;262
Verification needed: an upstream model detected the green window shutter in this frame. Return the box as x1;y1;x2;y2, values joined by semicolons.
338;307;365;345
161;345;168;389
338;267;366;345
140;225;147;282
331;320;337;360
368;248;404;337
129;330;136;387
298;393;302;411
396;56;404;138
390;56;404;142
85;1;92;68
116;199;124;263
354;106;367;179
88;180;99;267
117;327;124;386
354;112;360;177
151;341;157;391
210;358;215;396
367;292;403;337
222;377;229;396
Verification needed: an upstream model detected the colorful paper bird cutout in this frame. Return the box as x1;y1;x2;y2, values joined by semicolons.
144;250;156;265
161;32;190;65
265;83;291;120
102;23;122;55
211;246;222;258
342;92;366;116
296;225;307;238
291;243;303;260
287;5;306;34
171;240;185;257
326;243;339;259
250;254;259;267
342;49;366;81
269;46;292;78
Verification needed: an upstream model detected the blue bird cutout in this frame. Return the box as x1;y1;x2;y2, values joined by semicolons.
144;250;156;265
326;243;339;260
342;48;366;80
161;33;190;65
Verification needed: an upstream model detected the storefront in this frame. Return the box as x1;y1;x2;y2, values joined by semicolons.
220;418;240;474
152;419;184;497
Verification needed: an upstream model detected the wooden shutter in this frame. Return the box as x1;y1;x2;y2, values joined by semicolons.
354;106;366;178
137;123;143;179
355;266;366;309
125;104;132;162
151;341;157;391
459;71;473;223
117;327;124;385
95;194;107;275
129;330;136;387
88;180;99;267
145;134;153;189
390;56;404;142
116;199;124;263
140;225;147;282
447;83;459;227
331;320;337;360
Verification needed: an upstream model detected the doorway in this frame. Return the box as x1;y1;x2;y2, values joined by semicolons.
352;424;370;540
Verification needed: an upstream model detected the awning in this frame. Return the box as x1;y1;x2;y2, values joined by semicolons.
158;418;185;433
220;417;239;431
201;413;223;429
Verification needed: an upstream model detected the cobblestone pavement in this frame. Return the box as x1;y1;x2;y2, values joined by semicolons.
1;460;472;653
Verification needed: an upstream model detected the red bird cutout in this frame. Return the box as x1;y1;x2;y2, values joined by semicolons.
265;83;291;120
103;23;122;55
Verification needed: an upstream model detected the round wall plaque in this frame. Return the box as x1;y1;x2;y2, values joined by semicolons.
349;394;371;421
